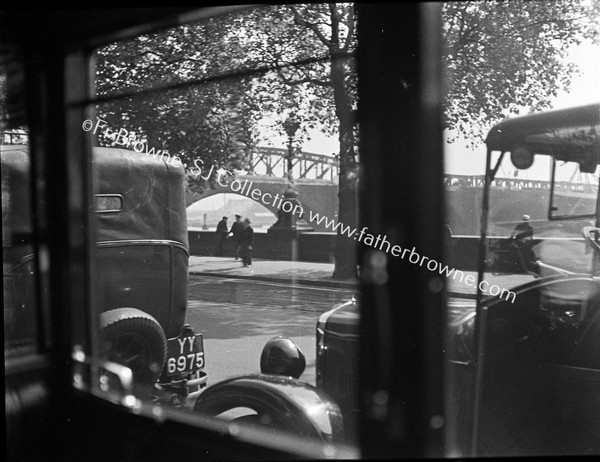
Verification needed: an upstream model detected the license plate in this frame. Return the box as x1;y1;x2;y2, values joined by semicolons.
164;330;205;376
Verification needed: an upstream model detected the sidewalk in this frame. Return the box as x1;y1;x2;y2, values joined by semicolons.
188;256;534;296
188;256;358;289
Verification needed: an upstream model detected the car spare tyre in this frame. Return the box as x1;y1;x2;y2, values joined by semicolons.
100;308;167;397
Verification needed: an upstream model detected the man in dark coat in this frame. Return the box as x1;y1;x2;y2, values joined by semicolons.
240;218;254;268
214;216;228;256
509;214;537;274
228;214;244;260
511;214;534;240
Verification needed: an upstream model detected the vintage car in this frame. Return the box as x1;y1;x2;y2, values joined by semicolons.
315;296;360;442
3;142;344;441
3;145;206;402
266;103;600;454
194;337;345;443
448;103;600;456
91;147;207;402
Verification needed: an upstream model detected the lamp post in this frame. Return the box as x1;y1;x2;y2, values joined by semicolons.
272;115;302;229
268;114;312;261
282;115;301;186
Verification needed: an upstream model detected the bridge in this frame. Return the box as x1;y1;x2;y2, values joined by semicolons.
187;147;340;231
246;146;339;181
445;175;597;235
183;148;597;235
444;175;598;192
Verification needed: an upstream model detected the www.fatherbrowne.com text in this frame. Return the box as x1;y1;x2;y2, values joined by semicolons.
307;211;516;303
201;170;516;303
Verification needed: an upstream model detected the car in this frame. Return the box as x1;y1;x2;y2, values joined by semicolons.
448;274;600;455
3;142;345;441
92;147;209;403
316;296;360;441
448;103;600;456
3;144;207;403
276;103;600;455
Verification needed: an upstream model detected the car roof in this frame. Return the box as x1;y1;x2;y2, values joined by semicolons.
485;103;600;160
2;145;189;246
93;148;188;245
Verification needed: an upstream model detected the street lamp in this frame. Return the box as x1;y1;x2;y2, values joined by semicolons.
282;115;301;185
267;114;313;259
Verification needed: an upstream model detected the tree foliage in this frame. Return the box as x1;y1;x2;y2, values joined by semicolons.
95;20;261;188
95;4;359;278
94;5;354;183
443;0;600;144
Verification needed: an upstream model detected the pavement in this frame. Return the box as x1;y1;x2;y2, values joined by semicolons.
188;256;358;289
188;256;535;296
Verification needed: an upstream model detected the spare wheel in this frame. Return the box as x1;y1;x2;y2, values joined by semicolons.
100;308;167;397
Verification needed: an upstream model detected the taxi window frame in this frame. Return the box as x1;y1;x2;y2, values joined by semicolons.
63;5;366;458
4;4;447;460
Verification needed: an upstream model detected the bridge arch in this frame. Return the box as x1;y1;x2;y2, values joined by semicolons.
187;175;339;232
188;192;280;230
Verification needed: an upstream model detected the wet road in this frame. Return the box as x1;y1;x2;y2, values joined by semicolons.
185;275;355;387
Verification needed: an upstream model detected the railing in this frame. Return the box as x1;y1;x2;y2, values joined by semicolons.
249;147;339;181
2;133;594;194
1;131;28;145
444;174;597;193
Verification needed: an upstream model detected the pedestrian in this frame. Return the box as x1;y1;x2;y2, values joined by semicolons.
240;218;254;268
228;214;244;260
509;214;537;274
214;216;228;256
511;214;534;241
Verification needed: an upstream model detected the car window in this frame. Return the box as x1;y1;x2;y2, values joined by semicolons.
2;51;40;358
442;1;600;457
5;3;600;459
82;3;361;452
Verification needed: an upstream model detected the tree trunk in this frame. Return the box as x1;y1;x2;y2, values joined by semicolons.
330;52;358;280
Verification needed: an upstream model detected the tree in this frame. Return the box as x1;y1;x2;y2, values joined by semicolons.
287;4;358;280
238;4;358;279
443;0;600;145
94;21;260;195
95;4;359;279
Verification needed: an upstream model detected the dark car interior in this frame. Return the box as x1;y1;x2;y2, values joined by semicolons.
3;6;446;460
10;3;598;460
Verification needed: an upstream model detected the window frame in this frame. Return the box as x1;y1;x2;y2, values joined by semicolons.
4;4;446;460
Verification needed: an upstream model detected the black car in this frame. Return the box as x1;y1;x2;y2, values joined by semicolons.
310;104;600;456
4;142;345;442
3;145;207;403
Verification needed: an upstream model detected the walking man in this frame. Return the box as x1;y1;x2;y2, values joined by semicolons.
240;218;254;268
228;214;244;260
214;216;228;256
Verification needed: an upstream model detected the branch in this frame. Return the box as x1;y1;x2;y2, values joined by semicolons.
342;5;355;53
280;74;332;87
498;15;589;39
289;5;332;48
275;62;331;87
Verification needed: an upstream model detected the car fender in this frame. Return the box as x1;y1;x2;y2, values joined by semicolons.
193;373;345;442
